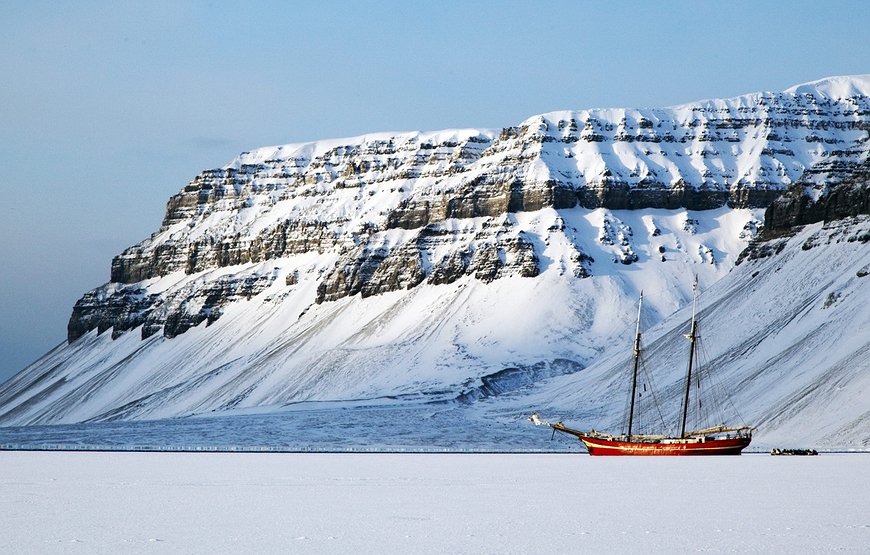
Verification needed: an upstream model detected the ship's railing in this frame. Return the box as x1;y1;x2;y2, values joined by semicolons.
687;425;753;438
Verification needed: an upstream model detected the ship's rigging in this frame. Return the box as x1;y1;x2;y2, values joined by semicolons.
531;279;752;455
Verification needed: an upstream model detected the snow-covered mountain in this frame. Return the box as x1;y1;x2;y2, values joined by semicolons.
1;75;868;449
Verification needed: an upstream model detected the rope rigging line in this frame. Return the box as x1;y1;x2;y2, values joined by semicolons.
697;334;749;428
636;347;668;434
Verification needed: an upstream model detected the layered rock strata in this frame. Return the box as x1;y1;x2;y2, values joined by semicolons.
70;76;870;343
765;157;870;232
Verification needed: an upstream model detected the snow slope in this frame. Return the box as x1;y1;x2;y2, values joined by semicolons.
0;206;764;425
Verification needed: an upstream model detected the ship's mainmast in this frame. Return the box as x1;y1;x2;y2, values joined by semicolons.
680;276;699;438
627;291;643;439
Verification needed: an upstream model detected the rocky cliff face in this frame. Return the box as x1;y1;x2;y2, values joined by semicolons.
68;75;870;344
736;143;870;265
764;157;870;232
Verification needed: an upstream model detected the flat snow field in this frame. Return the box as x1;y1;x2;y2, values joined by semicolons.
2;452;868;554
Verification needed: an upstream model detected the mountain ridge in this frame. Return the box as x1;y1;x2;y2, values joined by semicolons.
70;75;870;344
1;76;868;445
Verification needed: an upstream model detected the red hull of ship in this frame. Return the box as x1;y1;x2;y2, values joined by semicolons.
579;435;751;456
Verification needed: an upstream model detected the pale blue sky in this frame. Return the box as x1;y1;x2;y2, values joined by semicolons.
1;0;869;384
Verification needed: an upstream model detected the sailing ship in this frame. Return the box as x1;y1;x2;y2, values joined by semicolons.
531;280;752;456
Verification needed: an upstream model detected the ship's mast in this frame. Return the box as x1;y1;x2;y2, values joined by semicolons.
680;276;699;438
627;291;643;440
